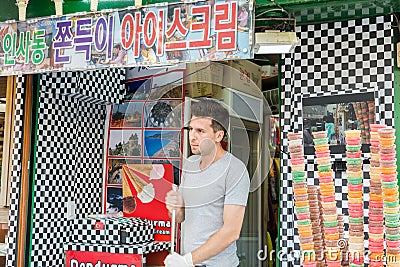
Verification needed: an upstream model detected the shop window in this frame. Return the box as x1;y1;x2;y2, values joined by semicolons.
303;92;375;154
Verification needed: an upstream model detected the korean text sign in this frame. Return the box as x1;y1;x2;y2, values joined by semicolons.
0;0;253;76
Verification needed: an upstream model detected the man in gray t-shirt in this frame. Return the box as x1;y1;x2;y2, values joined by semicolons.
164;99;250;267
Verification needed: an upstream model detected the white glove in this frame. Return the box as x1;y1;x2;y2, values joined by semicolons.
164;252;194;267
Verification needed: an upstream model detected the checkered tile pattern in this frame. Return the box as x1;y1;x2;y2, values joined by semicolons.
29;89;80;266
71;217;154;245
280;15;394;267
280;56;296;265
41;68;125;105
40;72;78;95
293;2;389;25
6;76;25;267
379;87;395;126
78;69;126;105
73;101;105;218
64;241;171;255
23;69;125;266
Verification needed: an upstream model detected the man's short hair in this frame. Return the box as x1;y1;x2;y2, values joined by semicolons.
191;98;229;138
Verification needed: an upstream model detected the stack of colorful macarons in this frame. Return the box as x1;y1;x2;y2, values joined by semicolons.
318;188;327;267
312;131;340;267
308;186;325;265
361;102;370;144
344;130;365;267
367;102;376;144
337;214;348;267
378;127;400;267
369;124;386;267
288;132;316;266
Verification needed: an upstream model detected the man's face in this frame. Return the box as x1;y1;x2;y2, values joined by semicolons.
189;116;223;155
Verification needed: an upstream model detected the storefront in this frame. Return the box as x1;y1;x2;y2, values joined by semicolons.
1;1;400;267
0;0;276;266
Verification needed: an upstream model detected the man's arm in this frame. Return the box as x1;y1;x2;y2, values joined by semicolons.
190;204;246;265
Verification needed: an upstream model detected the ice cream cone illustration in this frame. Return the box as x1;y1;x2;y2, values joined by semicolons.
90;0;98;11
16;1;27;21
150;165;165;180
122;176;137;214
123;165;155;204
53;0;63;16
126;164;165;180
129;164;153;176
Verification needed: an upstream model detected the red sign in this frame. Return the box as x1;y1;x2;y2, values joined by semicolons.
65;250;142;267
122;164;174;242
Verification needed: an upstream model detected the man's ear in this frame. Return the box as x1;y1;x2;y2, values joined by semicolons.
215;130;225;142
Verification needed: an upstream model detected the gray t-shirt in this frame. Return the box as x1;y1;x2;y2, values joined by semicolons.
180;152;250;267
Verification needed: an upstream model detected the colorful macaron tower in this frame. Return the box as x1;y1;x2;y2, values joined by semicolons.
369;124;386;267
312;131;340;267
337;213;348;267
378;127;400;267
354;102;373;144
344;130;365;267
308;185;325;266
288;132;316;267
361;102;371;144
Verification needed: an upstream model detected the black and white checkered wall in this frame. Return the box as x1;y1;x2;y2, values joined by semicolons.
40;68;125;105
280;15;394;267
7;69;125;267
292;1;390;25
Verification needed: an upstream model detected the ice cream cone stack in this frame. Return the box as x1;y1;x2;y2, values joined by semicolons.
378;126;400;267
90;0;99;11
361;102;370;144
53;0;63;16
368;124;386;267
344;130;364;267
16;1;27;21
312;130;341;267
307;186;325;266
368;102;376;144
317;191;327;267
337;214;348;267
288;132;316;266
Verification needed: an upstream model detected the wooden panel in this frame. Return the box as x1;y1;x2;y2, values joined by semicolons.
17;75;33;267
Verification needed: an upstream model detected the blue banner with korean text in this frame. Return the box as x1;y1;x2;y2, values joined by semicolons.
0;0;253;76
